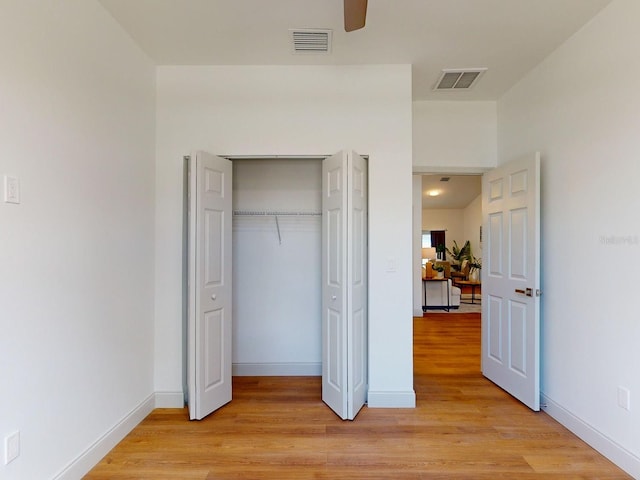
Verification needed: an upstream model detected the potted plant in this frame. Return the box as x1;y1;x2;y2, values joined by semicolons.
446;240;470;271
435;243;446;261
468;254;482;282
432;263;445;279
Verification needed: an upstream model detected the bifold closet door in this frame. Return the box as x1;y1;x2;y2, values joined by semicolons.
322;150;368;420
187;151;233;420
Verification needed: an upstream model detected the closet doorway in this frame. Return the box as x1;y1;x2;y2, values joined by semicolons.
186;151;368;421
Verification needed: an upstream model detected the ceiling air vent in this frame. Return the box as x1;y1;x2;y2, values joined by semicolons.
435;68;487;90
289;29;332;54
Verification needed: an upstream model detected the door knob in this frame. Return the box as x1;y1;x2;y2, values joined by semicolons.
211;294;217;300
515;288;533;297
332;295;337;301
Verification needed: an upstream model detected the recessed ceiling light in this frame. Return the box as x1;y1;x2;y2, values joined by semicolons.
427;190;440;197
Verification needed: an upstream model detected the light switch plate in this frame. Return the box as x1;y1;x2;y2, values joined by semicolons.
4;431;19;465
4;175;20;204
618;386;631;411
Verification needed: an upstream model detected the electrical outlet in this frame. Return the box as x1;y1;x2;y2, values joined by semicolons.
4;431;20;465
617;386;631;411
3;175;20;204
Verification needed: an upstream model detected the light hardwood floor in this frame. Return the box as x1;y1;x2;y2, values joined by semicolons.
85;313;631;479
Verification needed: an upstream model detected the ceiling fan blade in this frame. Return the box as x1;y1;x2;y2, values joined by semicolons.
344;0;367;32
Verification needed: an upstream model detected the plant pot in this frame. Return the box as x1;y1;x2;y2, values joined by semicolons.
469;269;479;282
435;271;444;279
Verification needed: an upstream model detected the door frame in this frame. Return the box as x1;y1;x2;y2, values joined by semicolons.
411;164;542;409
412;167;490;318
183;153;371;413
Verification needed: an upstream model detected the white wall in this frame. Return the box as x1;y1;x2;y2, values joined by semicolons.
422;198;483;262
412;176;423;315
0;2;156;479
463;195;482;260
232;159;322;375
155;65;415;407
498;0;640;475
413;101;497;170
422;209;465;251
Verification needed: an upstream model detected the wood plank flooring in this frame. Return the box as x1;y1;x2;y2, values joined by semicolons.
85;313;631;479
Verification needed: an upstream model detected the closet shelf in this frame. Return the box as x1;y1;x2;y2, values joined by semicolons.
233;210;321;217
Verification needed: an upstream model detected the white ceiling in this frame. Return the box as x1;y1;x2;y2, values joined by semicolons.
421;175;481;209
98;0;611;101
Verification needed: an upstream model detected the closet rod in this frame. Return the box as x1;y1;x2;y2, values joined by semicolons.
275;216;282;245
233;210;321;217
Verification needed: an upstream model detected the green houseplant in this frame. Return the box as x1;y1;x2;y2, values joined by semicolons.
467;254;482;281
432;263;445;278
446;240;471;270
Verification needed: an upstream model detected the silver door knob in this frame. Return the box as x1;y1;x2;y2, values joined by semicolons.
211;294;217;300
515;288;533;297
332;295;337;301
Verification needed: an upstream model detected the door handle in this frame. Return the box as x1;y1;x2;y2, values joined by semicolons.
515;288;533;297
332;295;337;301
211;294;217;300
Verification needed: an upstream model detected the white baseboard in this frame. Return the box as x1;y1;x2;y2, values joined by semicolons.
233;362;322;376
155;391;185;408
413;307;424;317
541;393;640;478
367;390;416;408
52;393;155;480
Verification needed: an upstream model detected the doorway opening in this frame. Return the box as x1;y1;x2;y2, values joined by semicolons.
414;153;542;412
232;158;323;377
416;174;483;314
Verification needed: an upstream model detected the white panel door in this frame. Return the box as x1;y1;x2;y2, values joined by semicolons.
322;151;348;418
482;152;541;411
322;150;368;420
187;151;233;420
347;151;368;419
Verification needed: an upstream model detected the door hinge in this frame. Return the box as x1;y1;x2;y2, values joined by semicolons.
536;289;542;297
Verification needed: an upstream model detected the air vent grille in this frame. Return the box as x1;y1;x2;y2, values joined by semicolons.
435;68;487;90
289;29;332;54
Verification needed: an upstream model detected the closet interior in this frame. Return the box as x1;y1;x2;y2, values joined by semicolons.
232;158;323;376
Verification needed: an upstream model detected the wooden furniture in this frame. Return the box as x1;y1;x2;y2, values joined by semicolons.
450;259;470;282
453;279;481;304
